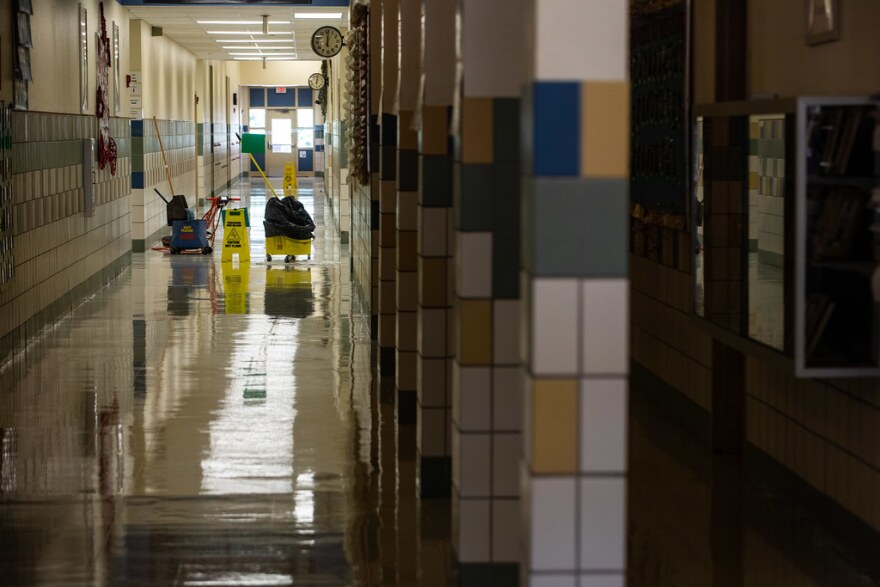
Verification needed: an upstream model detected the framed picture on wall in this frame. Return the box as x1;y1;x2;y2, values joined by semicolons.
806;0;840;45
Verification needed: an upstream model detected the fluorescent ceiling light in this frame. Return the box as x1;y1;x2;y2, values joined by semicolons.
223;46;294;50
198;20;289;25
215;39;292;43
228;52;295;56
206;31;289;35
294;13;343;19
234;57;296;61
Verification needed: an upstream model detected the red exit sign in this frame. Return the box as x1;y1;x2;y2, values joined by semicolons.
275;87;287;94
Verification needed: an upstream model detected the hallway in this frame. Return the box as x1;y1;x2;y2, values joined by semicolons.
0;180;451;586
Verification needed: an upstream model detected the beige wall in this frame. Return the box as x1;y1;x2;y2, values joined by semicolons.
749;0;880;97
28;0;131;115
238;61;321;87
130;20;195;121
195;60;242;126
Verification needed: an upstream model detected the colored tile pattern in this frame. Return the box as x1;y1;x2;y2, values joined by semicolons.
521;4;629;582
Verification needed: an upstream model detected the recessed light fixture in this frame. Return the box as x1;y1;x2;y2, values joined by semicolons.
294;13;343;19
198;20;290;25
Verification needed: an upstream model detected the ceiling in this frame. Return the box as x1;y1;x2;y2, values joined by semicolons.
123;5;350;62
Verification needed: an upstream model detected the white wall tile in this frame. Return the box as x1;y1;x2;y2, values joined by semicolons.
457;432;491;496
457;498;491;562
533;279;579;375
580;576;624;587
493;366;524;431
581;378;627;473
494;299;520;365
493;432;521;497
530;477;576;570
492;499;521;561
580;478;626;570
534;0;627;82
454;365;492;431
462;0;528;98
529;577;576;587
457;232;493;298
581;279;628;375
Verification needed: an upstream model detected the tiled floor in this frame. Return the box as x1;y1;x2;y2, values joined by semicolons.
0;179;450;586
1;178;878;586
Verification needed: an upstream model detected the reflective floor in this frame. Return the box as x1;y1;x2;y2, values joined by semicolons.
0;179;450;586
1;179;877;586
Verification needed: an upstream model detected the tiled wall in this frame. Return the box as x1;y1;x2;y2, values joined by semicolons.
703;115;747;332
324;117;351;240
417;0;457;499
749;115;785;263
450;0;527;581
197;121;243;205
521;1;630;584
377;0;399;378
130;119;196;252
395;0;421;425
0;112;132;364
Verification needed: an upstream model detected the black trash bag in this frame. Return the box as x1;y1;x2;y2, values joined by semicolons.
263;197;316;241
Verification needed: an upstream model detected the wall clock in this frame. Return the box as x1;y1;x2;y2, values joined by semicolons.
311;26;343;58
308;73;326;90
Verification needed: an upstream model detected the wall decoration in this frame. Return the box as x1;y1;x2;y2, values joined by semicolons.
629;0;689;216
12;0;32;109
113;22;120;115
96;3;117;175
80;4;88;113
346;4;369;186
806;0;840;45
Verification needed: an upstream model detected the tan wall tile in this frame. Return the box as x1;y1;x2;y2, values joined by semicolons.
532;378;578;474
459;299;492;365
582;81;629;178
462;98;494;164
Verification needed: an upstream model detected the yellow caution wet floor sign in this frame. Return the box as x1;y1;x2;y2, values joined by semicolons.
283;162;297;197
221;260;250;314
222;208;250;262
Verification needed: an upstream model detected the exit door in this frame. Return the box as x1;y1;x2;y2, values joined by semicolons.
265;109;315;177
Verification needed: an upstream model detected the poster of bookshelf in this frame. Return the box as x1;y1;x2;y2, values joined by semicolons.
797;98;880;376
630;0;688;215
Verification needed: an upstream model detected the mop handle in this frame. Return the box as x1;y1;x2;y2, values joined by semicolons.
153;116;175;195
236;133;280;199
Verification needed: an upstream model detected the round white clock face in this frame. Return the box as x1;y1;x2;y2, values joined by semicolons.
308;73;326;90
311;26;343;58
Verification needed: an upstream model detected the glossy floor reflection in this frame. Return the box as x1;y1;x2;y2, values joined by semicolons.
0;179;451;586
629;370;878;587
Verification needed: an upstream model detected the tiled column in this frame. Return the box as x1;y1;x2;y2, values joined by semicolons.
378;0;400;376
368;4;382;339
522;1;630;585
395;0;421;423
417;0;456;498
450;0;526;583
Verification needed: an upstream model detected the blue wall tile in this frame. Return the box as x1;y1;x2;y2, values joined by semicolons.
131;119;143;138
131;171;144;189
533;82;580;177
